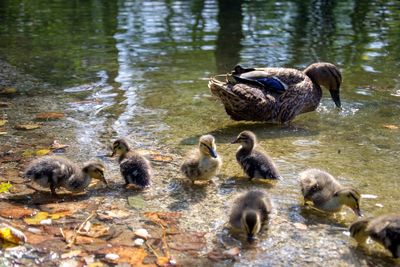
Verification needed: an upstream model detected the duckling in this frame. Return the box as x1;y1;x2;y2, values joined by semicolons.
111;138;152;189
229;190;272;241
231;130;281;180
299;168;362;216
349;214;400;258
24;156;107;196
180;134;222;183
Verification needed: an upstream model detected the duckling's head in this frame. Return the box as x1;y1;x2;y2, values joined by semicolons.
334;187;362;216
232;130;256;149
304;62;342;109
198;135;218;158
82;161;108;186
349;218;370;244
111;139;130;157
241;209;261;242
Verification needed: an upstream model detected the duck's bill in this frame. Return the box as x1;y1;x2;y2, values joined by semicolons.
247;234;256;242
209;148;218;158
231;138;239;144
110;151;116;157
100;175;109;187
329;90;342;109
352;207;363;217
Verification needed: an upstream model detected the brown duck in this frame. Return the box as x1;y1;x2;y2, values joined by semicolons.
208;62;342;123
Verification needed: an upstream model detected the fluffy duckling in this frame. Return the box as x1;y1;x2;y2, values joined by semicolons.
350;214;400;258
232;131;281;180
24;156;107;196
229;190;272;241
111;139;152;188
299;168;362;216
180;134;222;183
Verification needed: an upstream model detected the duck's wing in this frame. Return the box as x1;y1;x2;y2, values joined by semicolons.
209;76;278;121
244;151;280;179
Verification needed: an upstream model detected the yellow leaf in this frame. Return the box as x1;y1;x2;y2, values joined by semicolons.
36;149;51;156
0;120;7;127
15;124;41;130
0;132;7;135
382;124;399;130
50;210;71;220
0;182;12;193
0;87;17;94
24;211;49;225
0;226;27;246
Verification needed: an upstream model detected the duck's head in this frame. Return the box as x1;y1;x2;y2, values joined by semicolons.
232;130;256;149
111;139;130;157
241;209;261;242
82;161;108;186
199;135;218;158
349;218;370;244
334;187;362;216
304;62;342;109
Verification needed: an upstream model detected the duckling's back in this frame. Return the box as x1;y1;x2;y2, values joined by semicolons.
299;168;341;201
230;190;272;229
24;156;76;188
237;148;280;179
120;151;152;188
367;214;400;257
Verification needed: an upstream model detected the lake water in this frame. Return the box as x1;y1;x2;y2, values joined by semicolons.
0;0;399;266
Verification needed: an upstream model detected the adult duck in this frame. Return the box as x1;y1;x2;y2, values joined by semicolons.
208;62;342;123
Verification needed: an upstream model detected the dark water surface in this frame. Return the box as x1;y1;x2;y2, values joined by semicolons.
0;0;399;266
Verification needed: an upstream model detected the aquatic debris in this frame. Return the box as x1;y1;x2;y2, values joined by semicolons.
50;140;69;152
137;149;174;163
23;211;71;225
144;212;181;228
35;112;65;120
0;87;17;95
127;195;146;210
0;120;7;127
375;203;384;208
0;182;12;193
97;246;148;266
382;124;399;130
293;222;308;230
0;225;27;247
361;194;378;199
207;247;240;262
15;123;41;130
78;222;110;238
22;148;51;157
168;232;206;252
0;203;36;219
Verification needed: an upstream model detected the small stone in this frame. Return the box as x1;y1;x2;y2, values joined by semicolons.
134;238;145;247
105;253;119;260
40;218;52;225
134;228;150;240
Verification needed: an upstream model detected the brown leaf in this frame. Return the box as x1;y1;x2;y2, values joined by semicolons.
15;123;41;130
35;112;64;120
144;212;181;228
207;247;240;262
61;250;83;259
168;232;206;252
97;246;149;266
50;140;69;151
78;223;110;238
382;124;399;130
0;204;36;219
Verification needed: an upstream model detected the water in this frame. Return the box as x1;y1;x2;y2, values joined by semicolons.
0;0;399;266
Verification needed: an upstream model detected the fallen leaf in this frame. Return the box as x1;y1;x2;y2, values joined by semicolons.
293;222;308;230
156;256;174;266
61;250;83;259
0;87;17;95
15;123;41;130
0;102;11;108
102;209;130;219
22;148;51;157
168;232;206;252
0;120;7;127
0;132;7;135
97;246;148;266
382;124;399;130
207;247;240;262
50;140;69;151
137;149;173;162
79;223;110;238
0;182;12;193
0;204;36;219
35;112;64;120
128;195;146;210
23;211;71;225
144;212;181;228
375;203;384;208
87;262;105;267
0;225;27;246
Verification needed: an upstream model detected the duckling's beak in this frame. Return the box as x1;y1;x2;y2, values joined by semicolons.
352;206;363;217
247;234;255;243
100;173;109;187
329;89;342;109
110;150;116;157
231;138;239;144
208;148;218;158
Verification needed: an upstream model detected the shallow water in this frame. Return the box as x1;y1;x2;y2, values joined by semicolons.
0;0;399;266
